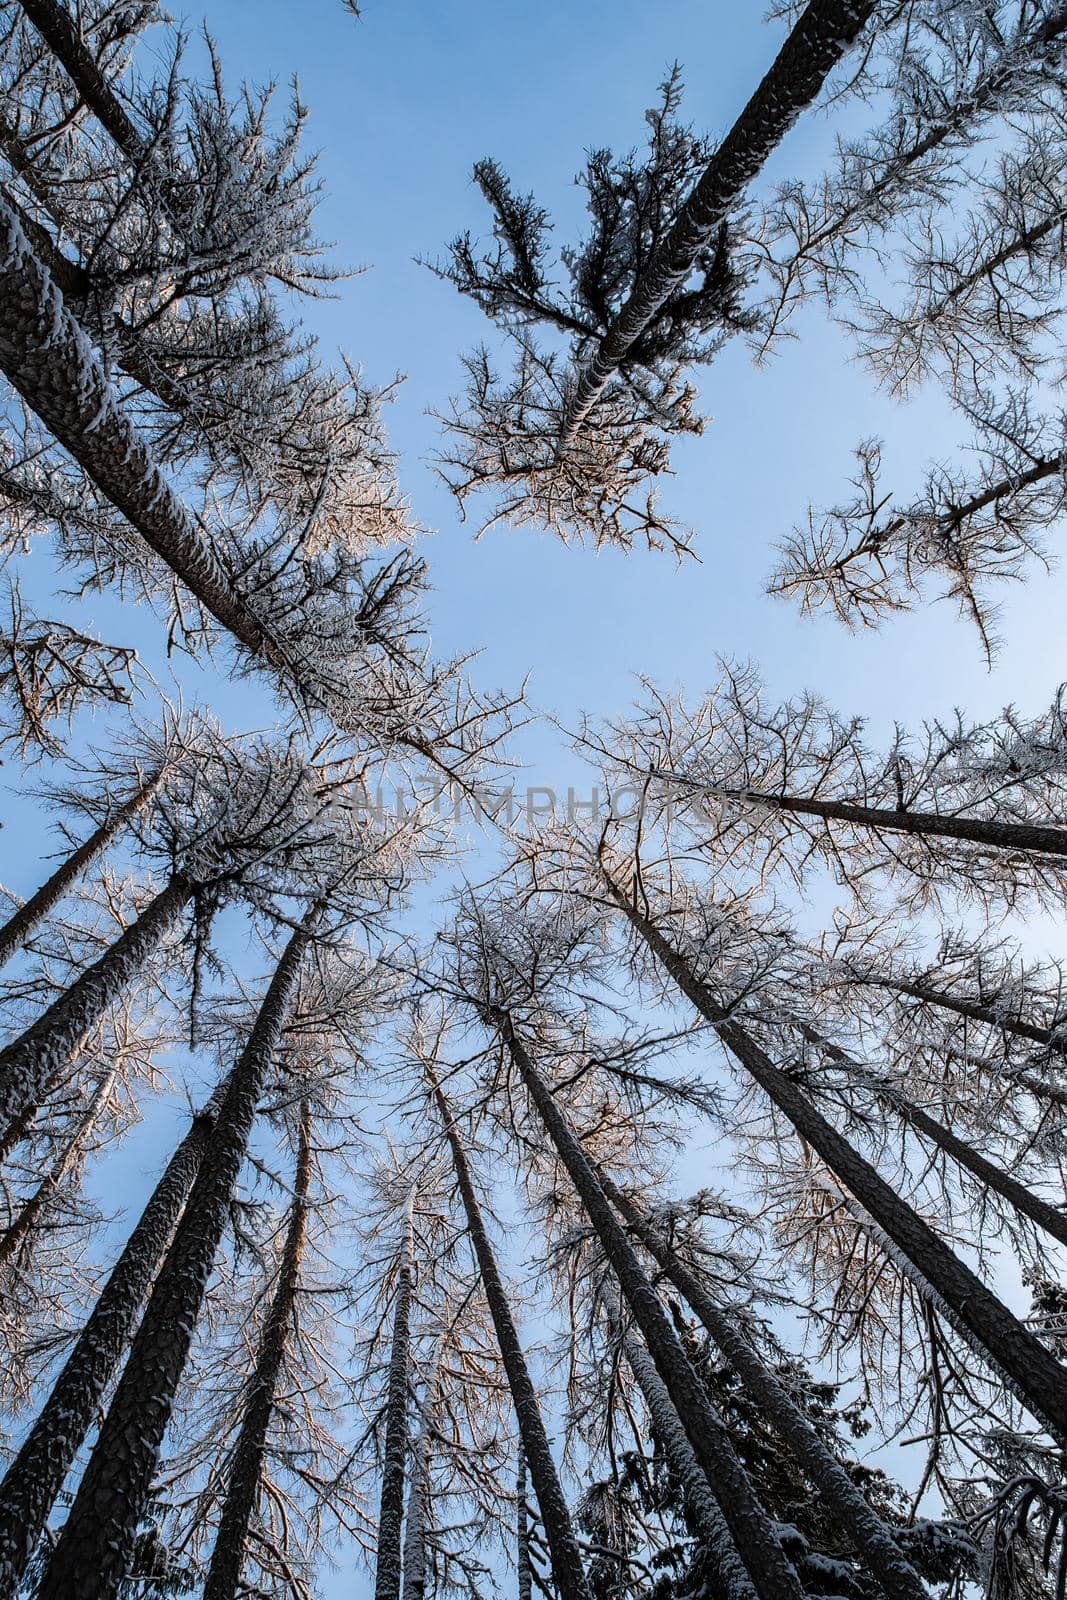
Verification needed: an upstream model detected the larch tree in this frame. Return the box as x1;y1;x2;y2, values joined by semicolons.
585;663;1067;915
434;1;1067;553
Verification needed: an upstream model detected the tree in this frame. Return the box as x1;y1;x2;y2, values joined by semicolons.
35;913;319;1600
0;753;165;971
199;1098;315;1600
593;1167;931;1600
587;664;1067;913
0;2;520;785
0;1096;215;1592
36;783;414;1600
424;1052;596;1600
590;848;1067;1445
0;723;362;1139
0;581;136;760
436;2;1067;550
373;1176;415;1600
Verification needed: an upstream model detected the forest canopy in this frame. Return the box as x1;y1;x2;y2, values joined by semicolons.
0;3;1066;1599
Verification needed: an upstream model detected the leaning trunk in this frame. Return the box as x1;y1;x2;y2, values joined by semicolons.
597;1166;927;1600
700;783;1067;860
429;1069;594;1600
0;872;192;1136
622;1328;757;1600
373;1189;415;1600
852;967;1067;1065
202;1101;314;1600
37;917;312;1600
499;1017;804;1600
560;0;875;440
802;1026;1067;1251
0;197;280;662
0;769;162;971
0;1059;119;1273
603;869;1067;1443
0;1101;214;1592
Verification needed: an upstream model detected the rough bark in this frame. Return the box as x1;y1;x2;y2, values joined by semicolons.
622;1329;757;1600
430;1070;594;1600
202;1101;314;1600
38;918;312;1600
0;196;282;662
0;1104;213;1592
560;0;876;441
515;1447;532;1600
0;769;162;971
0;872;192;1137
373;1188;415;1600
602;870;1067;1443
499;1019;805;1600
597;1166;928;1600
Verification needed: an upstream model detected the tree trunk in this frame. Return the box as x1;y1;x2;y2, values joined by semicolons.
0;768;162;971
498;1018;805;1600
0;1058;118;1273
429;1069;595;1600
401;1347;441;1600
602;869;1067;1444
15;0;149;169
0;1056;74;1168
622;1328;758;1600
801;1025;1067;1250
515;1447;532;1600
596;1166;928;1600
202;1100;314;1600
373;1188;415;1600
0;872;192;1137
851;967;1067;1065
0;1103;213;1592
698;782;1067;860
38;918;312;1600
560;0;875;442
0;196;281;663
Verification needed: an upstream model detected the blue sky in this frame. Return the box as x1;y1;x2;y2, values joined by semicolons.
5;1;1067;1594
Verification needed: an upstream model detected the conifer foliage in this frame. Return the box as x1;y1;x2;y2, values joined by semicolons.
1;4;1067;1600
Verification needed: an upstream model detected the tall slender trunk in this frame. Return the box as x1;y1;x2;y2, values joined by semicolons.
560;0;875;442
373;1188;415;1600
596;1165;927;1600
498;1018;805;1600
38;917;313;1600
202;1100;314;1600
621;1328;757;1600
0;1102;214;1592
602;868;1067;1443
686;780;1067;860
0;197;280;663
0;872;192;1136
515;1447;532;1600
401;1345;442;1600
801;1025;1067;1250
0;769;162;971
849;966;1067;1064
0;1058;119;1272
429;1069;594;1600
